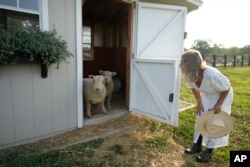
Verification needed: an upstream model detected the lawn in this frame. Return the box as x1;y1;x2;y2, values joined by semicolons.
0;67;249;167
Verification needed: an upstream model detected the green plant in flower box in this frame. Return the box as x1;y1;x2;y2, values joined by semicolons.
0;27;14;61
0;26;73;77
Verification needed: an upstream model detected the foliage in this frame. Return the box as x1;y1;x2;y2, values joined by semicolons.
0;27;14;59
191;39;211;54
0;27;73;68
189;39;250;56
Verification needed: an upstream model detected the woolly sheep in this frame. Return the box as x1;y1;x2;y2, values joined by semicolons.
99;70;117;109
83;75;107;118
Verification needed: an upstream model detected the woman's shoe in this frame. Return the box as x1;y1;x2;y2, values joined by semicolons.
196;150;212;162
184;144;202;154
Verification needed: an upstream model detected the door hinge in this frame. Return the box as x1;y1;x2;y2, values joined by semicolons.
184;32;187;39
169;93;174;102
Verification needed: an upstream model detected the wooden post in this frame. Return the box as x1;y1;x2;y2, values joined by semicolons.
224;54;227;67
213;54;216;67
241;55;244;66
248;55;250;66
233;55;236;67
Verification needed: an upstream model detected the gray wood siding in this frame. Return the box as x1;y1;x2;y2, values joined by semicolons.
0;0;77;149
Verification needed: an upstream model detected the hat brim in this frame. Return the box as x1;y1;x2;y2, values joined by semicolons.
196;111;234;138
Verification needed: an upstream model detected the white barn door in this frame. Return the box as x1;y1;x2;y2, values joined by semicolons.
130;2;186;127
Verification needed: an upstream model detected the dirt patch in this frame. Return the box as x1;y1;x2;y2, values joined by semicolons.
0;112;224;167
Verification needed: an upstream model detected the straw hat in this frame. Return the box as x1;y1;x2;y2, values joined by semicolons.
196;111;234;138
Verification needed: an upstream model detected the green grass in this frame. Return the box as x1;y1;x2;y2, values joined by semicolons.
0;67;249;167
145;136;167;149
110;144;126;155
0;138;105;167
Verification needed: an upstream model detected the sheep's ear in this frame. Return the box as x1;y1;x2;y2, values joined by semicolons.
89;75;94;79
99;70;104;75
112;72;117;76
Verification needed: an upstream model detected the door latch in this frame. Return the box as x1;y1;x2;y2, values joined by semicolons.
169;93;174;102
184;32;187;39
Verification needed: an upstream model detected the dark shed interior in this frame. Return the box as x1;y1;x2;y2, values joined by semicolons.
82;0;132;114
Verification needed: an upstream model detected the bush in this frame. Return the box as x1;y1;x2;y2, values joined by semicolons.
0;27;14;59
0;27;73;68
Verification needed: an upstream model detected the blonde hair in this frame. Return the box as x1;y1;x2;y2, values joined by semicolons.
181;49;206;82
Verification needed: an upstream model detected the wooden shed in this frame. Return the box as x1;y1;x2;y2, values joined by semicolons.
0;0;202;149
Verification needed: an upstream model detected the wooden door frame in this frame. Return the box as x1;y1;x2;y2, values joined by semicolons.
125;2;133;109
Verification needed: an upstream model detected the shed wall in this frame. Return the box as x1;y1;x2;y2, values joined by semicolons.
0;0;78;149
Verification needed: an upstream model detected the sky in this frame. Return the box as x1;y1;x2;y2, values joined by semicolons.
184;0;250;49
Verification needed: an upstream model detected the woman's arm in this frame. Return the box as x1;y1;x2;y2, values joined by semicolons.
212;88;230;114
192;88;204;116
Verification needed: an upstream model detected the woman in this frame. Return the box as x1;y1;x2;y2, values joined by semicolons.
179;49;233;162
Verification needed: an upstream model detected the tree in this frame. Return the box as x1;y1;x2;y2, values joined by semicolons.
210;43;225;54
190;39;250;55
191;39;211;54
241;45;250;55
227;47;241;55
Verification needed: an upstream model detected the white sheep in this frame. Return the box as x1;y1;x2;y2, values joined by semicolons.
83;75;107;118
99;70;117;109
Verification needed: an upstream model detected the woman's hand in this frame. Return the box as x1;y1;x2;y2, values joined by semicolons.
191;89;204;116
212;89;229;114
212;103;222;114
196;101;204;116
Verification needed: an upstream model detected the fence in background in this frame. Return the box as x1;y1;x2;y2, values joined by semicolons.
203;55;250;67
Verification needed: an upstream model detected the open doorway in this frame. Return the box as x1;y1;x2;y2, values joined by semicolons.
82;0;133;123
